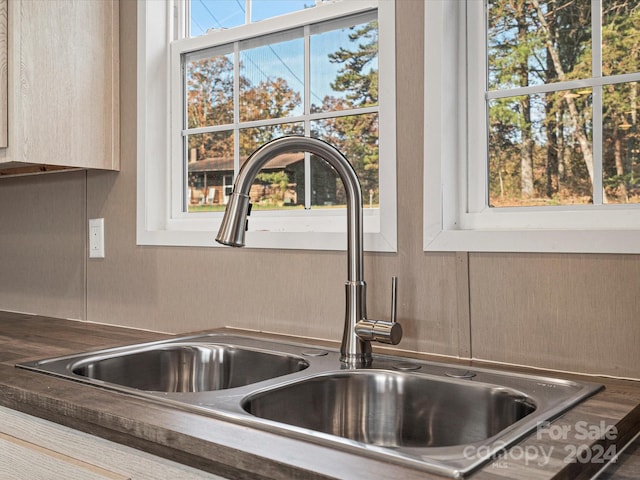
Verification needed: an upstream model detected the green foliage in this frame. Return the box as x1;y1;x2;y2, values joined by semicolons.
256;171;290;191
255;171;291;205
329;21;379;107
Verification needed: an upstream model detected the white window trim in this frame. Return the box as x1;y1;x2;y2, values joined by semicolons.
423;0;640;253
137;0;397;252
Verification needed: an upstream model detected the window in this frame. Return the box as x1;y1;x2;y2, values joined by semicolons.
424;0;640;253
138;0;396;252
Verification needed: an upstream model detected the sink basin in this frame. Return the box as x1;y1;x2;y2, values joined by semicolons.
243;370;536;447
70;343;309;392
20;335;309;392
17;333;602;478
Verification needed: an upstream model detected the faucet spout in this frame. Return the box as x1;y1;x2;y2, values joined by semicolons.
217;136;363;282
216;136;401;366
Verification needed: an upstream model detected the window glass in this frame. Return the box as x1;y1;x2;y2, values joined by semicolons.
310;18;379;113
486;0;639;208
190;0;322;36
240;123;305;159
603;81;640;203
488;89;593;207
186;131;234;210
311;113;379;208
603;1;640;76
185;47;234;128
190;0;245;35
239;34;304;121
251;0;311;23
602;2;640;203
240;123;305;211
487;0;591;90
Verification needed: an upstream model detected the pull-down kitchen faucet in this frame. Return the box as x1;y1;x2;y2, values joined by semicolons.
215;136;402;367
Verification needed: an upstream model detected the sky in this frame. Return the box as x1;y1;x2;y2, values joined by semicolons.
188;0;378;109
190;0;313;35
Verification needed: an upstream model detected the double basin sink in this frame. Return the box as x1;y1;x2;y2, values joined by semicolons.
17;333;602;478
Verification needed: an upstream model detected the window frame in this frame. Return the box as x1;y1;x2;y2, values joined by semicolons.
137;0;397;252
423;0;640;253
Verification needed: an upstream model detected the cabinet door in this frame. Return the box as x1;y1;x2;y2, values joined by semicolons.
0;406;227;480
18;0;118;170
0;432;128;480
0;0;7;148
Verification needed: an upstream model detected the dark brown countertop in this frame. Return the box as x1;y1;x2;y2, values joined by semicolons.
0;311;639;480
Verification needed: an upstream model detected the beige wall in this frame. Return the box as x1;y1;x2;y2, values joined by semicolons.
0;171;86;319
0;1;637;379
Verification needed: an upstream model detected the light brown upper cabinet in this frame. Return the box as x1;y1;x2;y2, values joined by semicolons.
0;0;118;177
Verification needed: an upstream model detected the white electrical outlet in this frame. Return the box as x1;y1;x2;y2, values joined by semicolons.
89;218;105;258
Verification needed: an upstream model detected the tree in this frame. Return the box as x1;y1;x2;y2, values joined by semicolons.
328;21;378;108
319;21;380;203
255;171;290;205
186;55;236;160
239;78;302;157
531;0;595;192
487;0;544;200
186;58;302;162
600;2;640;202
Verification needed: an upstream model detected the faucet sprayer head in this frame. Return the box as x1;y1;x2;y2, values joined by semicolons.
215;192;252;247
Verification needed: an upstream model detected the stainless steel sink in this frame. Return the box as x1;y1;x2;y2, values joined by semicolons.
243;370;536;448
17;333;602;478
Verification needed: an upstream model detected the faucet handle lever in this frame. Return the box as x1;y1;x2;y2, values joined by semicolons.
355;276;403;345
390;276;397;324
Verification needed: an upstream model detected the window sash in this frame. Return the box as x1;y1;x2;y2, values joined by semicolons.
479;0;640;211
423;0;640;253
137;0;396;252
174;7;380;214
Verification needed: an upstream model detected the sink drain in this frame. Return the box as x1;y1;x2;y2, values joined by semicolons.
392;361;422;371
445;369;476;379
301;349;329;357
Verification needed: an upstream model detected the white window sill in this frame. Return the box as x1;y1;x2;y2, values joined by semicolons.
424;227;640;254
138;210;396;251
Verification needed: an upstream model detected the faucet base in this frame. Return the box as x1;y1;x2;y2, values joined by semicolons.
339;351;373;368
340;281;372;367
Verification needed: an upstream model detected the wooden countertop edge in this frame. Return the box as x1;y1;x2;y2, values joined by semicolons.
0;319;639;480
561;404;640;480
